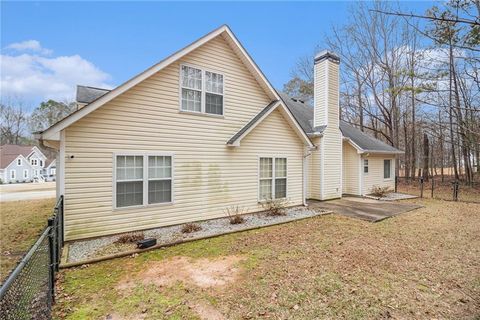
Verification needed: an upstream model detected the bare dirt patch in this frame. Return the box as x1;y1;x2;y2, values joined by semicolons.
188;301;226;320
117;255;245;291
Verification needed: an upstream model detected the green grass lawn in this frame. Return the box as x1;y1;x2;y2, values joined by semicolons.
0;198;56;281
55;198;480;319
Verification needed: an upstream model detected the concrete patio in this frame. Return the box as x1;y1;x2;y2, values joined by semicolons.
308;196;422;222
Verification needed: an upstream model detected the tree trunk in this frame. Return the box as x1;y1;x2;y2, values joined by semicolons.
423;133;429;182
448;41;459;180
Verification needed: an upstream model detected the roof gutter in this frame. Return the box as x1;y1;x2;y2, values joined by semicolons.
307;131;324;138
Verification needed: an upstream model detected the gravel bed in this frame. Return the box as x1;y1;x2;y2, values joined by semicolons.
365;192;418;201
67;206;330;264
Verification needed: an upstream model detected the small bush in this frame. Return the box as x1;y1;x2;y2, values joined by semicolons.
181;223;202;234
370;185;392;197
116;232;145;244
261;198;289;216
224;205;246;224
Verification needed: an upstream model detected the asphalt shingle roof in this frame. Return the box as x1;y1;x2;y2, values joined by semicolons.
76;85;110;104
0;145;34;169
280;93;402;153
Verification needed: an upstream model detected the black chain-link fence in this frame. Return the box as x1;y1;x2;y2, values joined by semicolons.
0;196;64;320
396;176;480;203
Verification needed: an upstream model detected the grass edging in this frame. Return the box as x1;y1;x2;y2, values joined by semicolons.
60;211;332;269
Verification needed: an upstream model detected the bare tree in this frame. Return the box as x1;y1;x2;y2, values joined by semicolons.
0;97;30;145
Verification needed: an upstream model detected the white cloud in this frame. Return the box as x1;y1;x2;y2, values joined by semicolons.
6;40;53;56
1;40;113;103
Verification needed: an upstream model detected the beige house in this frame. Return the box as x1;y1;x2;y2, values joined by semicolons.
37;25;402;241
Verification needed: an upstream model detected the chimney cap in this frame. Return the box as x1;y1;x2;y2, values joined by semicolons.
314;50;340;64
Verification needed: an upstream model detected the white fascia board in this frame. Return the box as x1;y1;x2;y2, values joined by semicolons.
41;25;280;141
343;137;364;154
361;149;404;155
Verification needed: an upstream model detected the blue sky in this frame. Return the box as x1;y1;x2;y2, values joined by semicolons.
1;1;436;109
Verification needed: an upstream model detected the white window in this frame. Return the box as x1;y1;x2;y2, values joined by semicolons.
51;168;56;175
23;169;28;179
384;159;392;179
17;158;22;166
180;65;224;115
10;170;15;180
31;159;38;166
115;154;173;208
40;160;43;167
33;169;39;177
205;71;224;115
259;157;287;201
363;159;369;174
148;156;172;204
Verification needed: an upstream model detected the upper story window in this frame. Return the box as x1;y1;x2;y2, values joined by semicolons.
17;158;22;166
31;159;38;166
40;160;43;167
180;65;224;116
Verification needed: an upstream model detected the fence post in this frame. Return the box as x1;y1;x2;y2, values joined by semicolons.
431;178;434;198
395;176;398;193
454;180;459;201
47;218;56;304
420;177;424;198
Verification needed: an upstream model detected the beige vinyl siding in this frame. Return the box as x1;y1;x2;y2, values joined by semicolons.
63;36;305;240
361;155;395;195
313;62;327;127
307;136;321;199
342;141;360;195
321;129;342;200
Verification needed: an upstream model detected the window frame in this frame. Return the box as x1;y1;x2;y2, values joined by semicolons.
257;156;288;202
179;63;225;117
23;169;28;179
31;158;38;166
113;152;175;210
17;158;22;166
10;170;15;180
363;159;369;174
383;159;392;180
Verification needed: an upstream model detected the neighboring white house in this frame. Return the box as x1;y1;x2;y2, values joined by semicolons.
37;25;402;241
0;145;56;183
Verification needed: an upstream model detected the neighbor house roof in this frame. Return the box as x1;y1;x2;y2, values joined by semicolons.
38;25;312;148
0;145;35;168
280;94;403;154
0;144;55;169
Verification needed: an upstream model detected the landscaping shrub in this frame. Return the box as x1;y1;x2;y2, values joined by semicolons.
261;198;289;216
116;232;145;244
181;223;202;233
370;185;392;197
224;205;246;224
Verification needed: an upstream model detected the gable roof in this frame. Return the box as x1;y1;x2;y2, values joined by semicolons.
39;25;283;141
280;94;403;154
0;145;35;168
227;101;279;146
0;145;54;169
